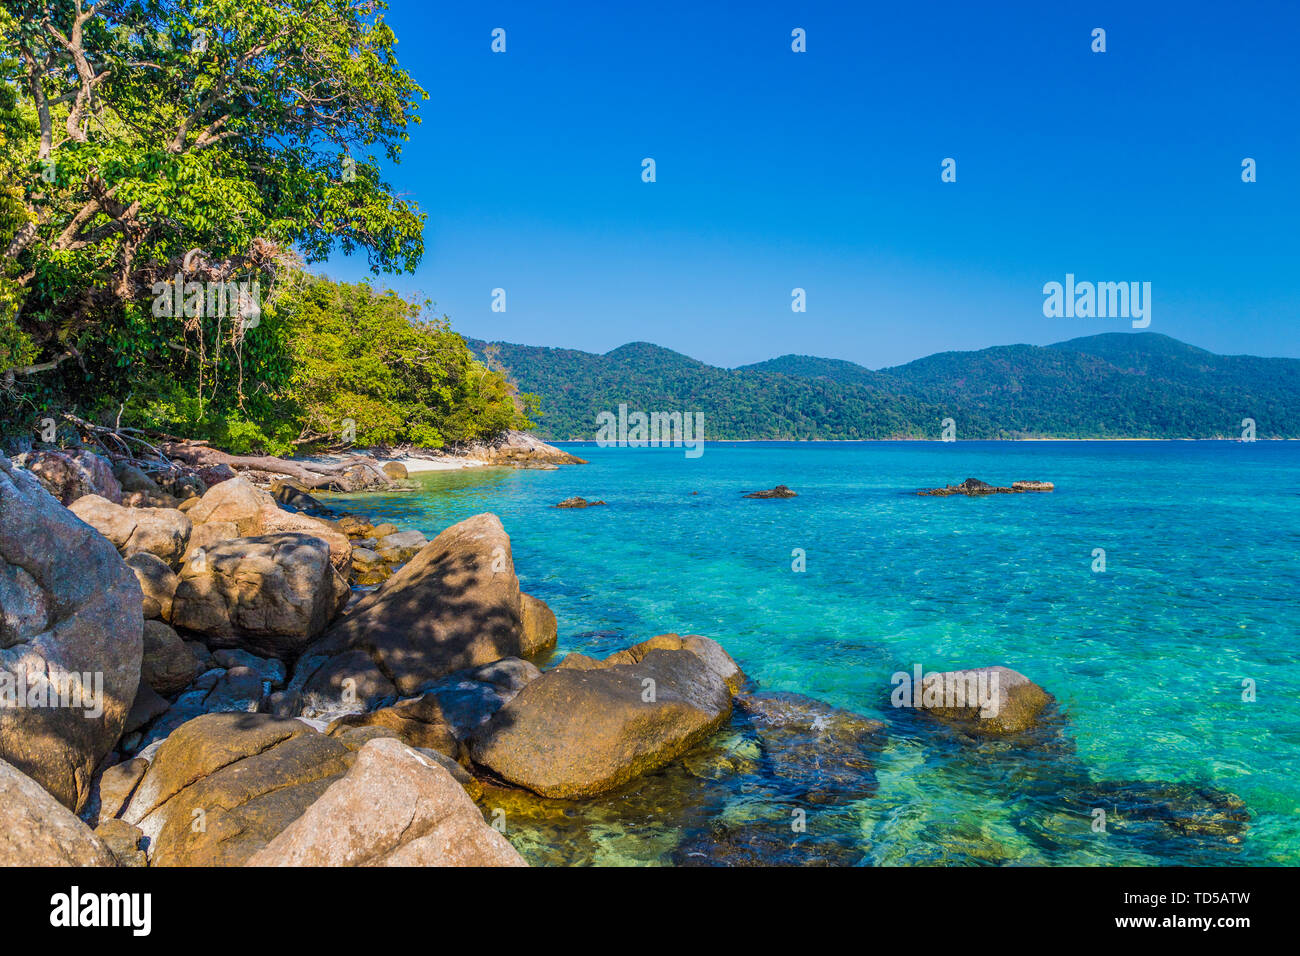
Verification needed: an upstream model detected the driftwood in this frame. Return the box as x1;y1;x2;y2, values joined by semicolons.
61;413;180;477
160;440;392;491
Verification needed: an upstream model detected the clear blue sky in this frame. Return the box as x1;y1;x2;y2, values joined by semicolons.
322;0;1300;369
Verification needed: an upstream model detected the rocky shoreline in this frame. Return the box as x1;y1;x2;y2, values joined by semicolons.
0;443;1249;867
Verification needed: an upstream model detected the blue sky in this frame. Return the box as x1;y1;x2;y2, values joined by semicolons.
322;0;1300;369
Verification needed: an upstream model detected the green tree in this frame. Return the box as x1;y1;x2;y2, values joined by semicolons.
0;0;425;420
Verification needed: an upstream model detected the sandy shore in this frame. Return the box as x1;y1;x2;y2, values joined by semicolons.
292;452;490;474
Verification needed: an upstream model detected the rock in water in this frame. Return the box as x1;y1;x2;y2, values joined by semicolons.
0;757;116;866
743;485;797;499
297;513;544;698
555;496;606;508
919;478;1054;496
170;532;349;659
0;454;143;811
22;449;122;505
912;665;1052;735
248;737;526;866
122;713;354;866
471;636;743;798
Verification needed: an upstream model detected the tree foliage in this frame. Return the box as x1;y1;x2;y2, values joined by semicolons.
0;0;429;437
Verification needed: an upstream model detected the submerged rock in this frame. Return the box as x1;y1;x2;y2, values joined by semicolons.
743;485;797;499
734;691;887;804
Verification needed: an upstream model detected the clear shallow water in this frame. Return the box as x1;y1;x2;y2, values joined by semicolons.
334;441;1300;865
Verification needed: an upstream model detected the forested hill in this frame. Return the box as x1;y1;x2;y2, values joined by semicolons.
467;333;1300;440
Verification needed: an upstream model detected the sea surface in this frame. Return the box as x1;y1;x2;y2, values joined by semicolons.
334;441;1300;866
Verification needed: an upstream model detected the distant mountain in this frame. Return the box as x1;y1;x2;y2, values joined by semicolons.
467;333;1300;440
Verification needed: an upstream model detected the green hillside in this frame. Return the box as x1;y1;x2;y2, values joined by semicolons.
468;333;1300;440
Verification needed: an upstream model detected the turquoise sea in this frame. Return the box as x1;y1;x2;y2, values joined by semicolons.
336;441;1300;866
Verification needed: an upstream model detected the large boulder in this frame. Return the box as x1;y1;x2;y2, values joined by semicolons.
470;636;742;798
170;533;349;659
248;737;525;866
185;477;276;535
125;552;178;620
327;694;460;758
22;449;122;505
911;666;1053;735
140;620;199;696
122;713;354;866
256;506;352;574
0;757;116;866
297;513;535;699
69;495;192;568
0;455;142;811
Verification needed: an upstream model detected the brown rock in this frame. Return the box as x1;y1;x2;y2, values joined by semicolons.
742;485;797;499
123;713;354;866
124;681;171;734
94;818;148;866
327;693;460;759
0;757;116;866
141;620;198;696
555;496;605;508
23;449;122;505
182;519;239;564
247;737;525;866
69;495;192;568
300;513;530;697
185;477;276;535
256;505;352;574
1011;480;1055;492
911;666;1053;735
0;455;142;811
125;552;178;620
94;757;149;822
520;593;558;657
471;641;738;798
170;533;349;659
